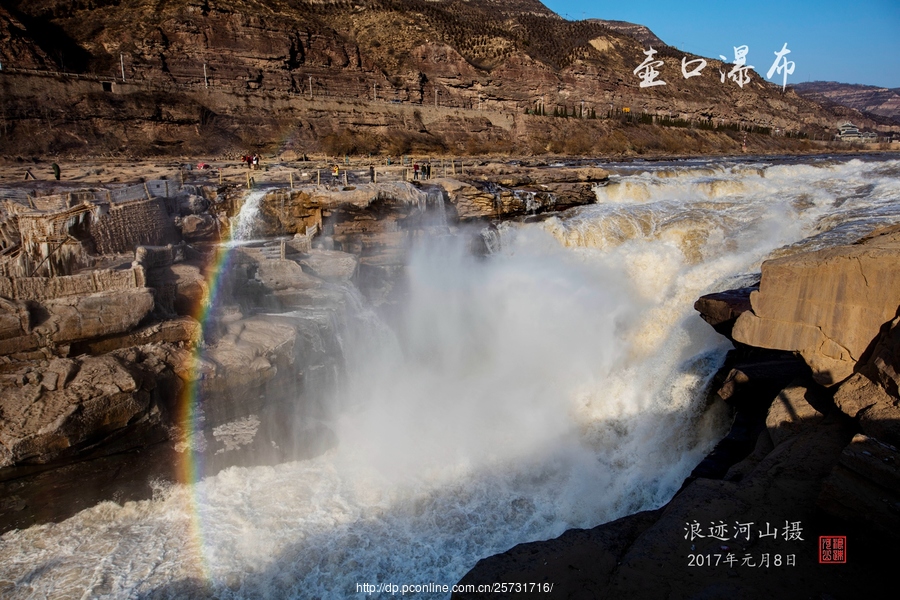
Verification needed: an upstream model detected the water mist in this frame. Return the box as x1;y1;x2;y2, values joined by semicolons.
3;157;899;599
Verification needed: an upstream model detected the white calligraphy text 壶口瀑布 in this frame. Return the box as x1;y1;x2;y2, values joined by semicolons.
635;43;796;90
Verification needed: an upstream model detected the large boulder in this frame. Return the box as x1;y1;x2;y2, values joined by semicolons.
765;382;828;447
36;288;155;344
186;311;344;466
146;263;208;316
254;259;323;291
431;178;498;219
0;297;30;342
0;288;155;356
199;317;297;414
70;316;202;355
0;351;172;470
179;213;221;242
865;316;900;395
732;228;900;386
176;194;209;216
714;354;809;410
694;286;755;340
831;317;900;447
833;374;900;446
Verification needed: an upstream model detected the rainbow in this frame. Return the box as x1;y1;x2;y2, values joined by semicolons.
173;189;264;580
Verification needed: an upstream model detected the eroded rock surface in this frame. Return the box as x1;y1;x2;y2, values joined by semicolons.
694;286;755;340
733;228;900;386
0;288;155;356
0;349;177;473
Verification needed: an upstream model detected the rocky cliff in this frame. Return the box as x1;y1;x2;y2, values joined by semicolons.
0;158;609;532
794;81;900;124
1;0;889;158
456;226;900;597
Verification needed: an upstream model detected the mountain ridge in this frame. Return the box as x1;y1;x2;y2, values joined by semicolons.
0;1;896;157
793;81;900;124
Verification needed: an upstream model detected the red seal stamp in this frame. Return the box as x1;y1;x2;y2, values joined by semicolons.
818;536;846;564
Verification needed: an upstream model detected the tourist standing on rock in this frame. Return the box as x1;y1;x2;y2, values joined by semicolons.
252;154;260;170
332;164;340;184
369;165;375;183
413;162;420;180
51;163;60;180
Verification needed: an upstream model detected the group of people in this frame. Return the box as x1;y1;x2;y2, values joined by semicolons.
233;154;439;185
241;154;261;169
412;162;432;180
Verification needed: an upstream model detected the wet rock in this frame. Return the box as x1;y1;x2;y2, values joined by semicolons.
714;354;809;410
0;440;178;534
694;287;756;340
431;178;504;220
456;509;663;598
195;311;339;427
685;409;766;483
254;259;323;291
298;249;359;282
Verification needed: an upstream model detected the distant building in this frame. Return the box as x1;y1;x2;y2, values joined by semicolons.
837;122;860;140
836;122;879;142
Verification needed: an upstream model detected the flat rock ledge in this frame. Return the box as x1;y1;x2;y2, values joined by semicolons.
732;226;900;386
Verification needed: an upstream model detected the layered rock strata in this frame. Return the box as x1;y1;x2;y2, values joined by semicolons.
733;227;900;386
3;0;893;162
0;240;365;531
2;162;603;531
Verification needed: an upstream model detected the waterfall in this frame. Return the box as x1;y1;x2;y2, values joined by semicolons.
2;157;899;599
425;187;448;228
230;190;267;242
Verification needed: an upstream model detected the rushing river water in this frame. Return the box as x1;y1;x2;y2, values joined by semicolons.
1;156;899;598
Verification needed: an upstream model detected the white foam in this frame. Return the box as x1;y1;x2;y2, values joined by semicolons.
230;190;267;242
2;157;899;599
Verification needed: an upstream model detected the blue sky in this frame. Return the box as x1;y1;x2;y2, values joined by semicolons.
542;1;900;88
